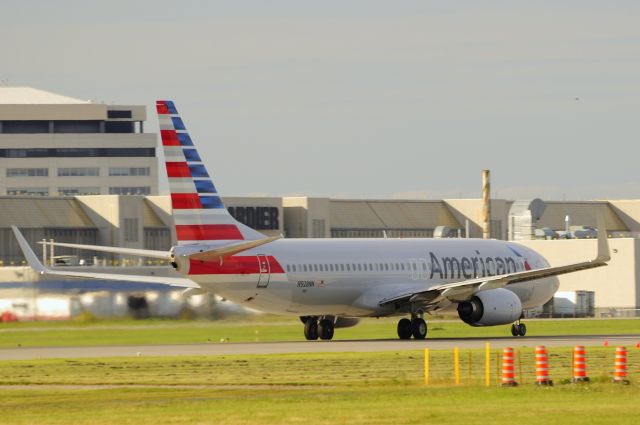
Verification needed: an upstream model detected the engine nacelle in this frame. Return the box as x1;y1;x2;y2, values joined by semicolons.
457;288;522;326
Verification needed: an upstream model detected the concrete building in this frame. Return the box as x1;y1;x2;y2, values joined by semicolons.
0;87;157;197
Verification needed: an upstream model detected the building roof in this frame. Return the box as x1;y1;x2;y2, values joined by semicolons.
330;200;462;229
0;87;91;105
0;197;96;228
538;201;628;231
142;200;167;227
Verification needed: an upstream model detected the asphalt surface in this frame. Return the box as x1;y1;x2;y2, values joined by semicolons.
1;334;639;360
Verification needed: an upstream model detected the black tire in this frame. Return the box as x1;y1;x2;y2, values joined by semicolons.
518;323;527;337
318;319;335;340
511;324;519;337
397;318;412;340
411;318;427;340
304;319;318;340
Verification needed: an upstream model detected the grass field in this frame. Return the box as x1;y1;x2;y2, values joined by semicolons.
0;316;639;348
1;348;639;424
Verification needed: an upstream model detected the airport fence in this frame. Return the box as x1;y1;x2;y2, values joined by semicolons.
422;344;640;386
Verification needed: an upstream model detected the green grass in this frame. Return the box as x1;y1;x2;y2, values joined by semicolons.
0;316;638;348
1;348;639;424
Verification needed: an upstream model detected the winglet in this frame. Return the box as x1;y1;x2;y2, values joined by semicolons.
11;226;47;274
596;213;610;262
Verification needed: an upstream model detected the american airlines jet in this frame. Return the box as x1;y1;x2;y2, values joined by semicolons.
12;100;611;341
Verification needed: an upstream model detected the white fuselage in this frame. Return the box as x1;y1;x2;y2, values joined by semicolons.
183;238;559;317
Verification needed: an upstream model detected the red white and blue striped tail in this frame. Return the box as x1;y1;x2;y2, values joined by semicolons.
157;100;266;245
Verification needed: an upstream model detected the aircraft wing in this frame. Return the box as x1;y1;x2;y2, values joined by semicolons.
12;226;198;289
380;216;610;306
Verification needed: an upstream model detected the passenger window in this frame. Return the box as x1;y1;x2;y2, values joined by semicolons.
412;263;416;271
292;265;297;272
347;264;351;271
357;264;361;271
340;264;344;271
303;265;307;272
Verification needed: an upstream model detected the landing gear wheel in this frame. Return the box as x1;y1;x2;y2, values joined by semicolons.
511;324;519;337
517;323;527;337
318;319;335;340
397;318;412;340
304;318;318;340
411;318;427;340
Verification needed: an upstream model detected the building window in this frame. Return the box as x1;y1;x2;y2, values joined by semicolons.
0;148;155;158
124;218;139;242
6;168;48;177
1;121;49;133
58;167;99;177
6;187;49;196
105;121;134;133
109;187;150;195
109;167;150;176
53;121;100;133
107;110;132;119
58;187;100;196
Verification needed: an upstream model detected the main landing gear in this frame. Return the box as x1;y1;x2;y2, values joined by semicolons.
511;320;527;337
302;317;335;341
397;315;427;340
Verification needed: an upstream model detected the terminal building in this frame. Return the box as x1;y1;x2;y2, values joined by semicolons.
0;87;158;197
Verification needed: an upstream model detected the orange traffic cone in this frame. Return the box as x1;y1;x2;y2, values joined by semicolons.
573;345;589;383
613;346;630;384
535;345;553;386
501;347;518;387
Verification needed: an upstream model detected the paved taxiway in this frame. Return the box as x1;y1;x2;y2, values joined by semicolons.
1;334;639;360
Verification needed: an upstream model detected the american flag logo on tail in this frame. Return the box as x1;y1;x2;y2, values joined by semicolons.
157;100;265;244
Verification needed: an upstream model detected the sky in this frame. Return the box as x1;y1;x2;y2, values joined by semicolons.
1;1;639;200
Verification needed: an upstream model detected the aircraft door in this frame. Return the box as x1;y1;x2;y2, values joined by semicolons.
257;254;271;288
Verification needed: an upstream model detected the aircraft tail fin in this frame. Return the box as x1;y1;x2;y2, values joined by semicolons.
157;100;265;244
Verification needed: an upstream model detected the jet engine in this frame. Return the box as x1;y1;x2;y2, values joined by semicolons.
457;288;522;326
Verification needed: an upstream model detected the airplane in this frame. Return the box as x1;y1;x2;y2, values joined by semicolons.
11;100;611;341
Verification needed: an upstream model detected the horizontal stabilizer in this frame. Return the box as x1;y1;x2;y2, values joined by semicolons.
186;236;281;262
38;241;171;260
12;226;197;288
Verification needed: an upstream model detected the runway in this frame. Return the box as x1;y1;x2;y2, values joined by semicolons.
1;334;639;360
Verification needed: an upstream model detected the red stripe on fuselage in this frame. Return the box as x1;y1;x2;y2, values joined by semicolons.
160;130;180;146
176;224;243;240
189;255;284;275
166;162;191;178
171;193;202;209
